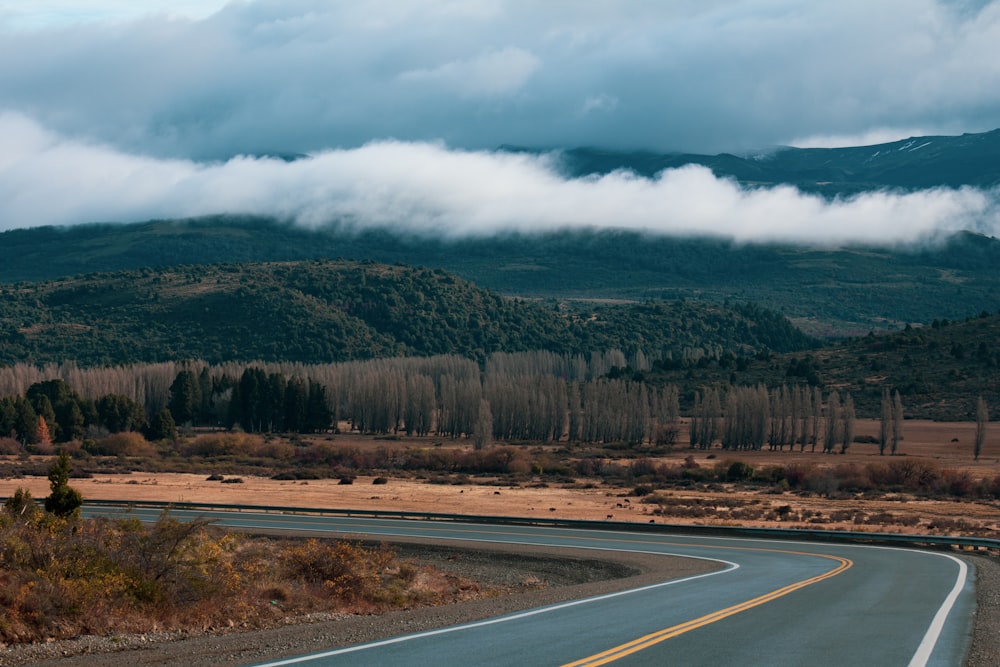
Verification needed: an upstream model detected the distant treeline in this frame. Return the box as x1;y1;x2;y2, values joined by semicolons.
0;351;935;457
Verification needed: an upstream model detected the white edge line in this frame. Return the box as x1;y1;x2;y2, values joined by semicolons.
906;552;968;667
246;537;737;667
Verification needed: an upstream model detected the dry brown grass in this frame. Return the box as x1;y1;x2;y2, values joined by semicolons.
0;506;487;646
2;419;999;538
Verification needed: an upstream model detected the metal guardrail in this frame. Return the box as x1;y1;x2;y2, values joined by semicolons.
62;498;1000;554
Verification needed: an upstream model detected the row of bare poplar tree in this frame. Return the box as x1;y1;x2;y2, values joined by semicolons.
0;352;911;451
689;385;905;455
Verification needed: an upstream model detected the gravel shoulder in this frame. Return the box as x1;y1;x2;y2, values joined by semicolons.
2;541;996;667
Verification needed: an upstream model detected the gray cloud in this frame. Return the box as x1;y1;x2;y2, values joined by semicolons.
2;1;999;242
1;0;998;160
2;112;997;244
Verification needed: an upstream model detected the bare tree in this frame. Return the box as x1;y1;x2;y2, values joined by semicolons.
472;399;493;450
841;393;855;454
892;390;904;455
975;396;988;461
823;391;841;454
879;388;892;456
811;386;823;453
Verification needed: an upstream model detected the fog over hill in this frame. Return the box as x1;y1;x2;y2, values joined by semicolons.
1;116;998;245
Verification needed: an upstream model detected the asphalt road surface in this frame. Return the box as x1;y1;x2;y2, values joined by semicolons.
89;507;974;667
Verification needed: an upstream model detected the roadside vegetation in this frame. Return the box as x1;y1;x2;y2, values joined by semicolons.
0;460;486;646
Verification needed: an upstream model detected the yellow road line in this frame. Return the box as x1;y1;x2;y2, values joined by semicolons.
561;553;852;666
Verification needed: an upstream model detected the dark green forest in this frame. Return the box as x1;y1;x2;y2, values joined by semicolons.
2;218;999;336
0;259;815;366
644;310;1000;421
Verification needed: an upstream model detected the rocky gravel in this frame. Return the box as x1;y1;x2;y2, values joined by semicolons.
966;553;1000;667
1;542;996;666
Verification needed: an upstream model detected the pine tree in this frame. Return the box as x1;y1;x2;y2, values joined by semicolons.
44;451;83;518
147;409;178;441
168;370;201;425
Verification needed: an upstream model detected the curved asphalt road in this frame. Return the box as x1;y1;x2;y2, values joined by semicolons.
88;506;975;667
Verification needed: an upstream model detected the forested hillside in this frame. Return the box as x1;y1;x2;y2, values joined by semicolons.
2;218;998;336
0;259;814;366
643;311;1000;420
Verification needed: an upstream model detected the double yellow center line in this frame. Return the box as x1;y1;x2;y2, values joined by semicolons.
562;551;853;666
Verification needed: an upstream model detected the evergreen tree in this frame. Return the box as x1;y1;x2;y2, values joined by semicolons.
44;451;83;518
197;367;215;422
97;394;147;433
305;382;333;432
30;394;57;440
27;379;84;442
147;409;178;441
284;377;308;433
14;397;38;444
168;370;201;425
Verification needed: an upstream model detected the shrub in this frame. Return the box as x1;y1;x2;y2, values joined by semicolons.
725;461;754;482
3;487;39;522
86;432;156;457
0;436;22;455
280;539;393;602
182;433;265;457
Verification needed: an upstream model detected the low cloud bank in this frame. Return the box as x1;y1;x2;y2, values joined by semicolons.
1;113;997;244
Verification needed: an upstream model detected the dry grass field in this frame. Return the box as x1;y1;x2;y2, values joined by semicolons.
3;419;998;538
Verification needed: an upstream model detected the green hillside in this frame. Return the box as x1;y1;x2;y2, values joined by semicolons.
0;260;815;366
2;218;998;337
645;311;1000;420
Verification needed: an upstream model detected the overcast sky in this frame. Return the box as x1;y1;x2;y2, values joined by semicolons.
1;0;998;241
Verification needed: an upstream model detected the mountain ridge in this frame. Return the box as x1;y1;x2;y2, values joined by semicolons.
522;127;1000;195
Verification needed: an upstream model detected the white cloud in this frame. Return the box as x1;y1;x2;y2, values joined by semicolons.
1;113;996;244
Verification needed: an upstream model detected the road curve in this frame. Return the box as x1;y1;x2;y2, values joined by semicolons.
90;506;974;667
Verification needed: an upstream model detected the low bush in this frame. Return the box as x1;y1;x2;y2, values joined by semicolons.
0;507;475;645
86;432;156;457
